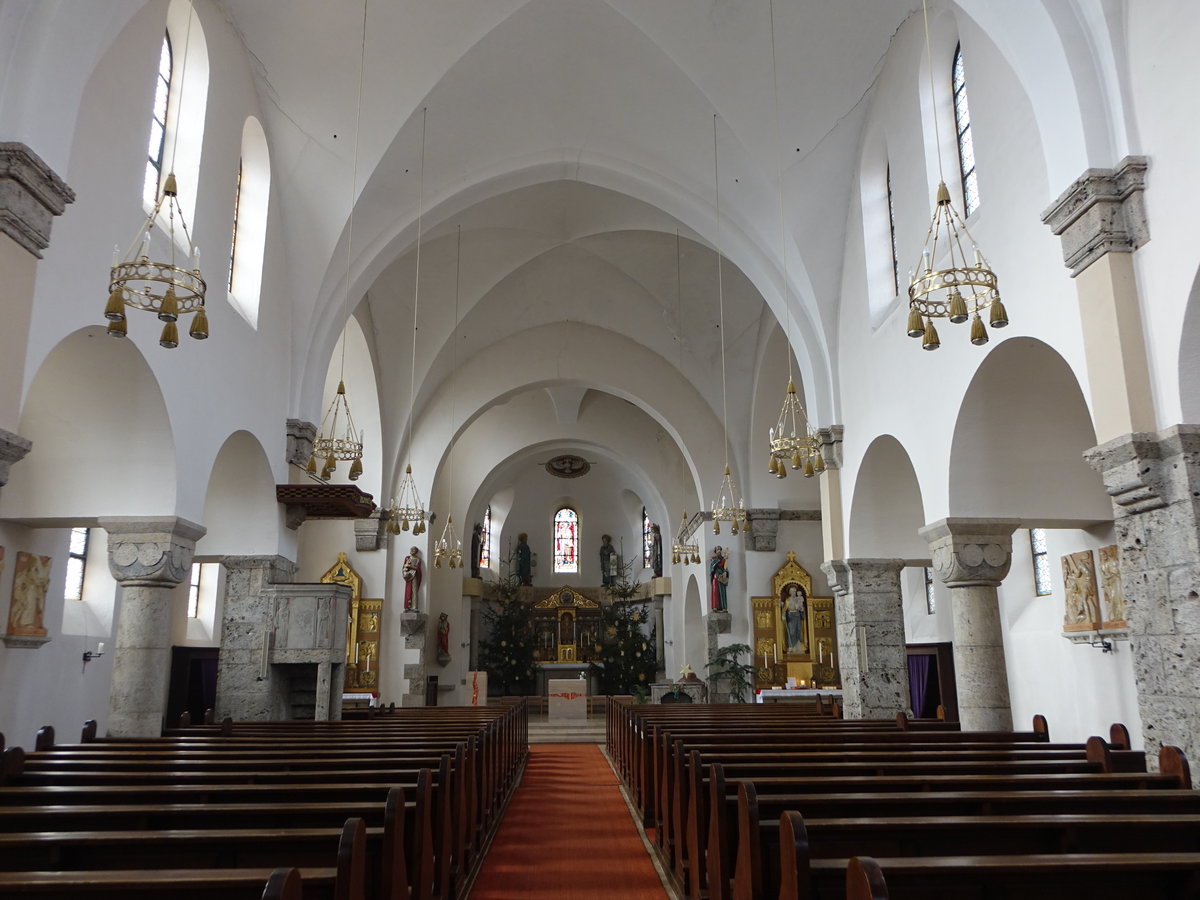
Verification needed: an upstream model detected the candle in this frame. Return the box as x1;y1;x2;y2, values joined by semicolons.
773;644;777;664
819;643;824;664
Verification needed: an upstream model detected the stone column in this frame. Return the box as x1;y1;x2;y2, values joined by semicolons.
400;611;429;706
101;517;206;737
821;559;909;719
919;519;1020;731
1042;157;1153;443
0;142;74;468
1085;426;1200;763
214;555;297;721
705;609;733;701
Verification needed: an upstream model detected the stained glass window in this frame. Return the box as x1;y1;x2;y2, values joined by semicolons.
887;164;900;295
642;507;652;568
952;44;979;216
187;562;203;618
64;527;90;602
1030;528;1052;596
144;33;173;203
923;566;936;615
553;507;579;574
479;505;491;569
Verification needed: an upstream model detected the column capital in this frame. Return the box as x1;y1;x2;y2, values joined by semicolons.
815;425;845;469
100;516;207;587
285;419;317;467
1042;155;1149;276
0;142;75;257
354;509;387;551
1084;424;1200;517
919;518;1020;588
821;558;906;596
0;427;32;486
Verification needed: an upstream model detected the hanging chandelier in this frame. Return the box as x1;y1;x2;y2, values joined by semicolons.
306;0;369;482
105;4;207;348
709;114;747;538
434;225;464;569
307;380;364;480
387;107;431;538
671;511;701;566
764;0;823;480
906;0;1007;350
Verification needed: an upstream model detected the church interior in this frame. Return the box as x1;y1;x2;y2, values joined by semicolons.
2;0;1200;835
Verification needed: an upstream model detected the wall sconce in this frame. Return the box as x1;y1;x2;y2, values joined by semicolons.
1089;637;1115;653
82;642;105;663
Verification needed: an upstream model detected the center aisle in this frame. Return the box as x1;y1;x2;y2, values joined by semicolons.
469;744;669;900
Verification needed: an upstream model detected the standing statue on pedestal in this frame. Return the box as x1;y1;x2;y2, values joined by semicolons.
402;546;422;610
651;524;663;578
709;545;729;611
436;611;451;666
600;534;617;586
470;522;482;579
516;533;533;586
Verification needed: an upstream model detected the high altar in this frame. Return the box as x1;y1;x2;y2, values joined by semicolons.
530;586;604;695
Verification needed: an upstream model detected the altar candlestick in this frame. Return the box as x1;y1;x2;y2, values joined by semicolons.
773;644;777;664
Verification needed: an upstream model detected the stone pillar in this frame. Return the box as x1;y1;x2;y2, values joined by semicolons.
705;609;734;701
653;595;666;681
101;517;206;737
919;519;1020;731
816;426;846;561
285;419;317;467
821;559;909;719
0;142;73;459
400;611;429;706
214;555;297;721
1085;426;1200;763
1042;157;1154;443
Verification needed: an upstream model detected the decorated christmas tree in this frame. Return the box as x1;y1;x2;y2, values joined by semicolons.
478;550;537;696
591;555;657;697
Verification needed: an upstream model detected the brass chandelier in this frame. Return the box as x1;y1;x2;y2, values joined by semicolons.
671;510;701;566
709;115;747;538
906;0;1007;350
105;4;207;348
434;226;464;569
307;0;369;482
386;107;430;537
764;0;823;479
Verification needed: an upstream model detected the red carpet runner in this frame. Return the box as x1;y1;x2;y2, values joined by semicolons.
470;744;668;899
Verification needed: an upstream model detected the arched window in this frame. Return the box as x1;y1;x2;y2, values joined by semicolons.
63;527;91;602
553;508;579;574
952;43;979;215
143;33;172;204
227;117;271;327
479;505;492;569
886;164;900;295
642;507;653;568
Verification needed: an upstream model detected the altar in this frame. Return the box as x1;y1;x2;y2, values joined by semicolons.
756;688;843;704
548;678;588;721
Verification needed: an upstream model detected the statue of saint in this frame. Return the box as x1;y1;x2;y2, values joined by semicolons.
650;524;663;578
516;533;533;586
781;583;808;654
470;522;482;579
709;545;729;611
402;546;422;610
600;534;617;586
436;612;451;666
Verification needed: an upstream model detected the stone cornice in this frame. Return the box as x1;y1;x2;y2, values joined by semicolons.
1042;156;1149;276
0;428;33;487
285;419;317;467
1084;424;1200;517
0;142;75;257
821;558;905;596
815;425;845;469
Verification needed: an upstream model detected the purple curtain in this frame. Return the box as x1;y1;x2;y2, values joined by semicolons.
907;654;931;718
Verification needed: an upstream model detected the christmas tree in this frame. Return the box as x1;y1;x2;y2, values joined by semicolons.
591;555;657;697
477;550;537;696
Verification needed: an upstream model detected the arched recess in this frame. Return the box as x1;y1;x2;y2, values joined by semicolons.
195;430;279;558
681;573;705;674
1;327;175;521
1179;265;1200;423
227;116;270;328
948;337;1110;523
318;314;382;501
849;435;928;559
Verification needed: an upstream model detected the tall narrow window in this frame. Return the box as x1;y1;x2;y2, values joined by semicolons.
923;566;936;615
1030;528;1052;596
479;505;492;569
63;528;91;602
144;33;173;204
553;508;579;574
642;507;653;568
187;562;203;618
952;43;979;216
887;164;900;295
228;159;243;292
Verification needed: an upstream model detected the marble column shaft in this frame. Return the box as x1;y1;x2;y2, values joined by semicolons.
821;559;908;719
920;518;1020;732
100;517;206;737
214;555;297;721
1085;426;1200;763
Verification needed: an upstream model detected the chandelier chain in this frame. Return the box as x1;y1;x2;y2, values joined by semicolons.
922;0;946;186
713;114;730;474
769;0;793;383
407;107;427;465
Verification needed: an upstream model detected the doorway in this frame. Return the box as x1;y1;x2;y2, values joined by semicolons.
906;642;957;720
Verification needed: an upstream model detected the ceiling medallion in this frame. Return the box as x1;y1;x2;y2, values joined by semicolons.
545;455;590;479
